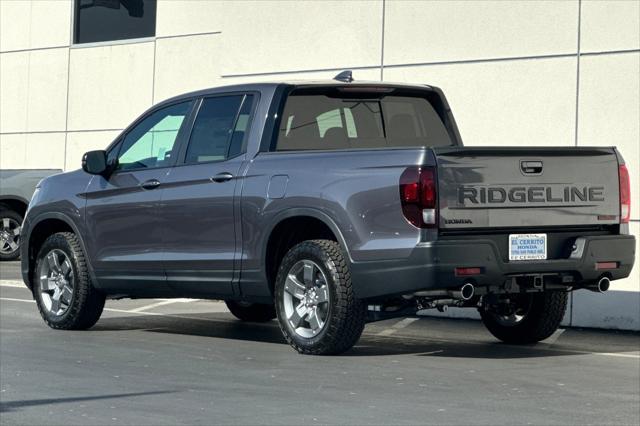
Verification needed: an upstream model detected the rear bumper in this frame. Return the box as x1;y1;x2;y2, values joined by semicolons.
350;234;636;299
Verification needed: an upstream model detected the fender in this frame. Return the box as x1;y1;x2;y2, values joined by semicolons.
261;207;353;269
22;211;99;290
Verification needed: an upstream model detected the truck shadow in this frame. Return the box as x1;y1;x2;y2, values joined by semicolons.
93;313;595;359
0;390;174;413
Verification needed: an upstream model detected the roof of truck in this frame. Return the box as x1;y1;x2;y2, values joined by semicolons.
159;79;435;106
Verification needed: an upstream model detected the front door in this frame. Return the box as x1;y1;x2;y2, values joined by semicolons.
84;100;194;294
160;94;254;297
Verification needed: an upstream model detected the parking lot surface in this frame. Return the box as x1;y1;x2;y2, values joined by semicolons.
1;261;639;425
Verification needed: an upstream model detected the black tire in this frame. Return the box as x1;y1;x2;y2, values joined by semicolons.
0;208;23;261
275;239;366;355
225;300;276;322
34;232;105;330
480;292;568;344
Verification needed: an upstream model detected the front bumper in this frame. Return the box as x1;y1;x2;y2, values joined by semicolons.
350;234;636;299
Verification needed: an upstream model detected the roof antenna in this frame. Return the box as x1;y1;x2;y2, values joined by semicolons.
334;70;354;83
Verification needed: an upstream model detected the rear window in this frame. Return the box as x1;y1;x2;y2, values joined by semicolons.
276;89;453;151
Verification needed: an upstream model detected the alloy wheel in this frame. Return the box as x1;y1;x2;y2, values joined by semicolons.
0;217;20;255
282;259;330;338
38;249;74;316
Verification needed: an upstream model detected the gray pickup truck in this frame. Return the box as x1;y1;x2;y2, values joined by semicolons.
20;74;635;354
0;169;61;260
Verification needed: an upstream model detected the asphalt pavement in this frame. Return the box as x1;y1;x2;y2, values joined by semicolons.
1;261;639;425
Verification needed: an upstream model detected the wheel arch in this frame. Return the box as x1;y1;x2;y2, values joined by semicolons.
262;208;352;295
0;196;29;217
25;212;96;290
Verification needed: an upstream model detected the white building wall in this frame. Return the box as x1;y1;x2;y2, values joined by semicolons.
0;0;638;329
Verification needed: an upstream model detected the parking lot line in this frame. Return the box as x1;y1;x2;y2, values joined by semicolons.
128;299;199;313
593;352;640;359
0;280;26;288
0;296;229;322
0;296;34;303
0;281;200;314
376;317;420;336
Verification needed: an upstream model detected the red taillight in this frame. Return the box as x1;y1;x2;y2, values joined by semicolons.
420;168;436;208
455;267;481;276
401;181;419;203
595;261;618;270
619;164;630;223
400;166;437;228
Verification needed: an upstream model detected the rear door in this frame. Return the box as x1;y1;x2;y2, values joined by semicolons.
434;147;620;230
160;93;255;297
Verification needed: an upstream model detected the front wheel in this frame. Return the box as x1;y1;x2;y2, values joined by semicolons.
275;239;366;355
480;292;568;344
34;232;105;330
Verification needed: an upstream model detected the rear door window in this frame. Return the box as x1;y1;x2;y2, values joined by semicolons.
276;90;452;151
184;95;253;164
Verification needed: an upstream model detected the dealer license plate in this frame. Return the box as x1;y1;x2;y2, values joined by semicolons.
509;233;547;261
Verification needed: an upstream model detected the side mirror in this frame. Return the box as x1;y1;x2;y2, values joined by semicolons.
82;150;108;176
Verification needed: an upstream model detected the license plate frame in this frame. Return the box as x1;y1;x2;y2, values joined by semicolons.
509;233;547;261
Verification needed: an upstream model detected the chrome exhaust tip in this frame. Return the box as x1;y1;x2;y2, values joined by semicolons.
585;276;611;293
414;282;476;300
597;276;610;293
459;282;475;301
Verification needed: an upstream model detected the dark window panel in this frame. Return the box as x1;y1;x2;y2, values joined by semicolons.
74;0;157;44
184;96;245;164
276;92;453;151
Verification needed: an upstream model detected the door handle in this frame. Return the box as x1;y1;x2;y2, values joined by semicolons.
520;160;543;175
140;179;161;190
210;172;234;183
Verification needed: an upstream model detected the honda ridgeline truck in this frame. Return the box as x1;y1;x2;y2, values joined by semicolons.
20;74;635;354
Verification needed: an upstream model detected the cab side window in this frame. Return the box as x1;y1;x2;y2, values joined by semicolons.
184;95;253;164
116;101;192;171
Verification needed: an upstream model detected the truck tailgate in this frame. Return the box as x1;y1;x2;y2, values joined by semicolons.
434;147;621;230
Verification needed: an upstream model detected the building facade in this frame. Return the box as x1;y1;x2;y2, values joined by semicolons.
1;0;638;329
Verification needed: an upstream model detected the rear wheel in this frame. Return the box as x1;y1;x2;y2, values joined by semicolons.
225;300;276;322
275;239;366;355
480;292;568;344
0;208;22;261
34;232;105;330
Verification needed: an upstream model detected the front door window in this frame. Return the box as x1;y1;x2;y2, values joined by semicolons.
117;101;192;171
